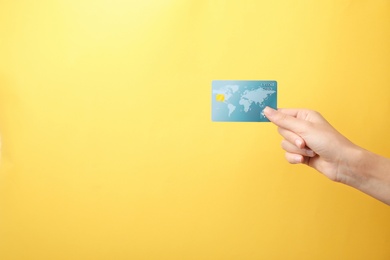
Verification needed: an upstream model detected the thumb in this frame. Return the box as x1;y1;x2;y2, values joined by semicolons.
263;107;308;135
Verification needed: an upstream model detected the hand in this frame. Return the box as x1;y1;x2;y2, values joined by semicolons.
263;107;358;183
264;106;390;205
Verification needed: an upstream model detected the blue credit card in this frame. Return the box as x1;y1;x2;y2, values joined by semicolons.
212;80;277;122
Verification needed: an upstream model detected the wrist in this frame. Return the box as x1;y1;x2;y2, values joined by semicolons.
339;145;390;205
335;145;363;186
339;146;370;187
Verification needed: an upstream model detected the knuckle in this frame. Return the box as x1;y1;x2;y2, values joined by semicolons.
276;113;288;123
312;111;320;116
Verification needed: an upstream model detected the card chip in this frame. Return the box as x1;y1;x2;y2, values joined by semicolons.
216;94;225;102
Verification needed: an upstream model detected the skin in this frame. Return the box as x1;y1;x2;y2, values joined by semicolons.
263;106;390;205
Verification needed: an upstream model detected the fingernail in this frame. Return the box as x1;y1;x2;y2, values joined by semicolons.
295;139;303;148
263;106;275;117
294;155;303;163
305;149;315;157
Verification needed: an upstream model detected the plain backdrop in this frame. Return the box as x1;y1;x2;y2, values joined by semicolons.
1;1;390;259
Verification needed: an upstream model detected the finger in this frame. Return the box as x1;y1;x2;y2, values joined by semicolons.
277;108;303;117
278;108;325;124
284;152;305;164
281;140;316;157
302;155;314;167
278;127;306;149
277;108;314;118
264;107;308;135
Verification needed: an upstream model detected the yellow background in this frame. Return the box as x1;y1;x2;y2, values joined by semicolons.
1;1;390;259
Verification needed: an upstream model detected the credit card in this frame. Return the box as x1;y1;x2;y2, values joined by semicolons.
212;80;277;122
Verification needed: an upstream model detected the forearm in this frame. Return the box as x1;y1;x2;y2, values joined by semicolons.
342;146;390;205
